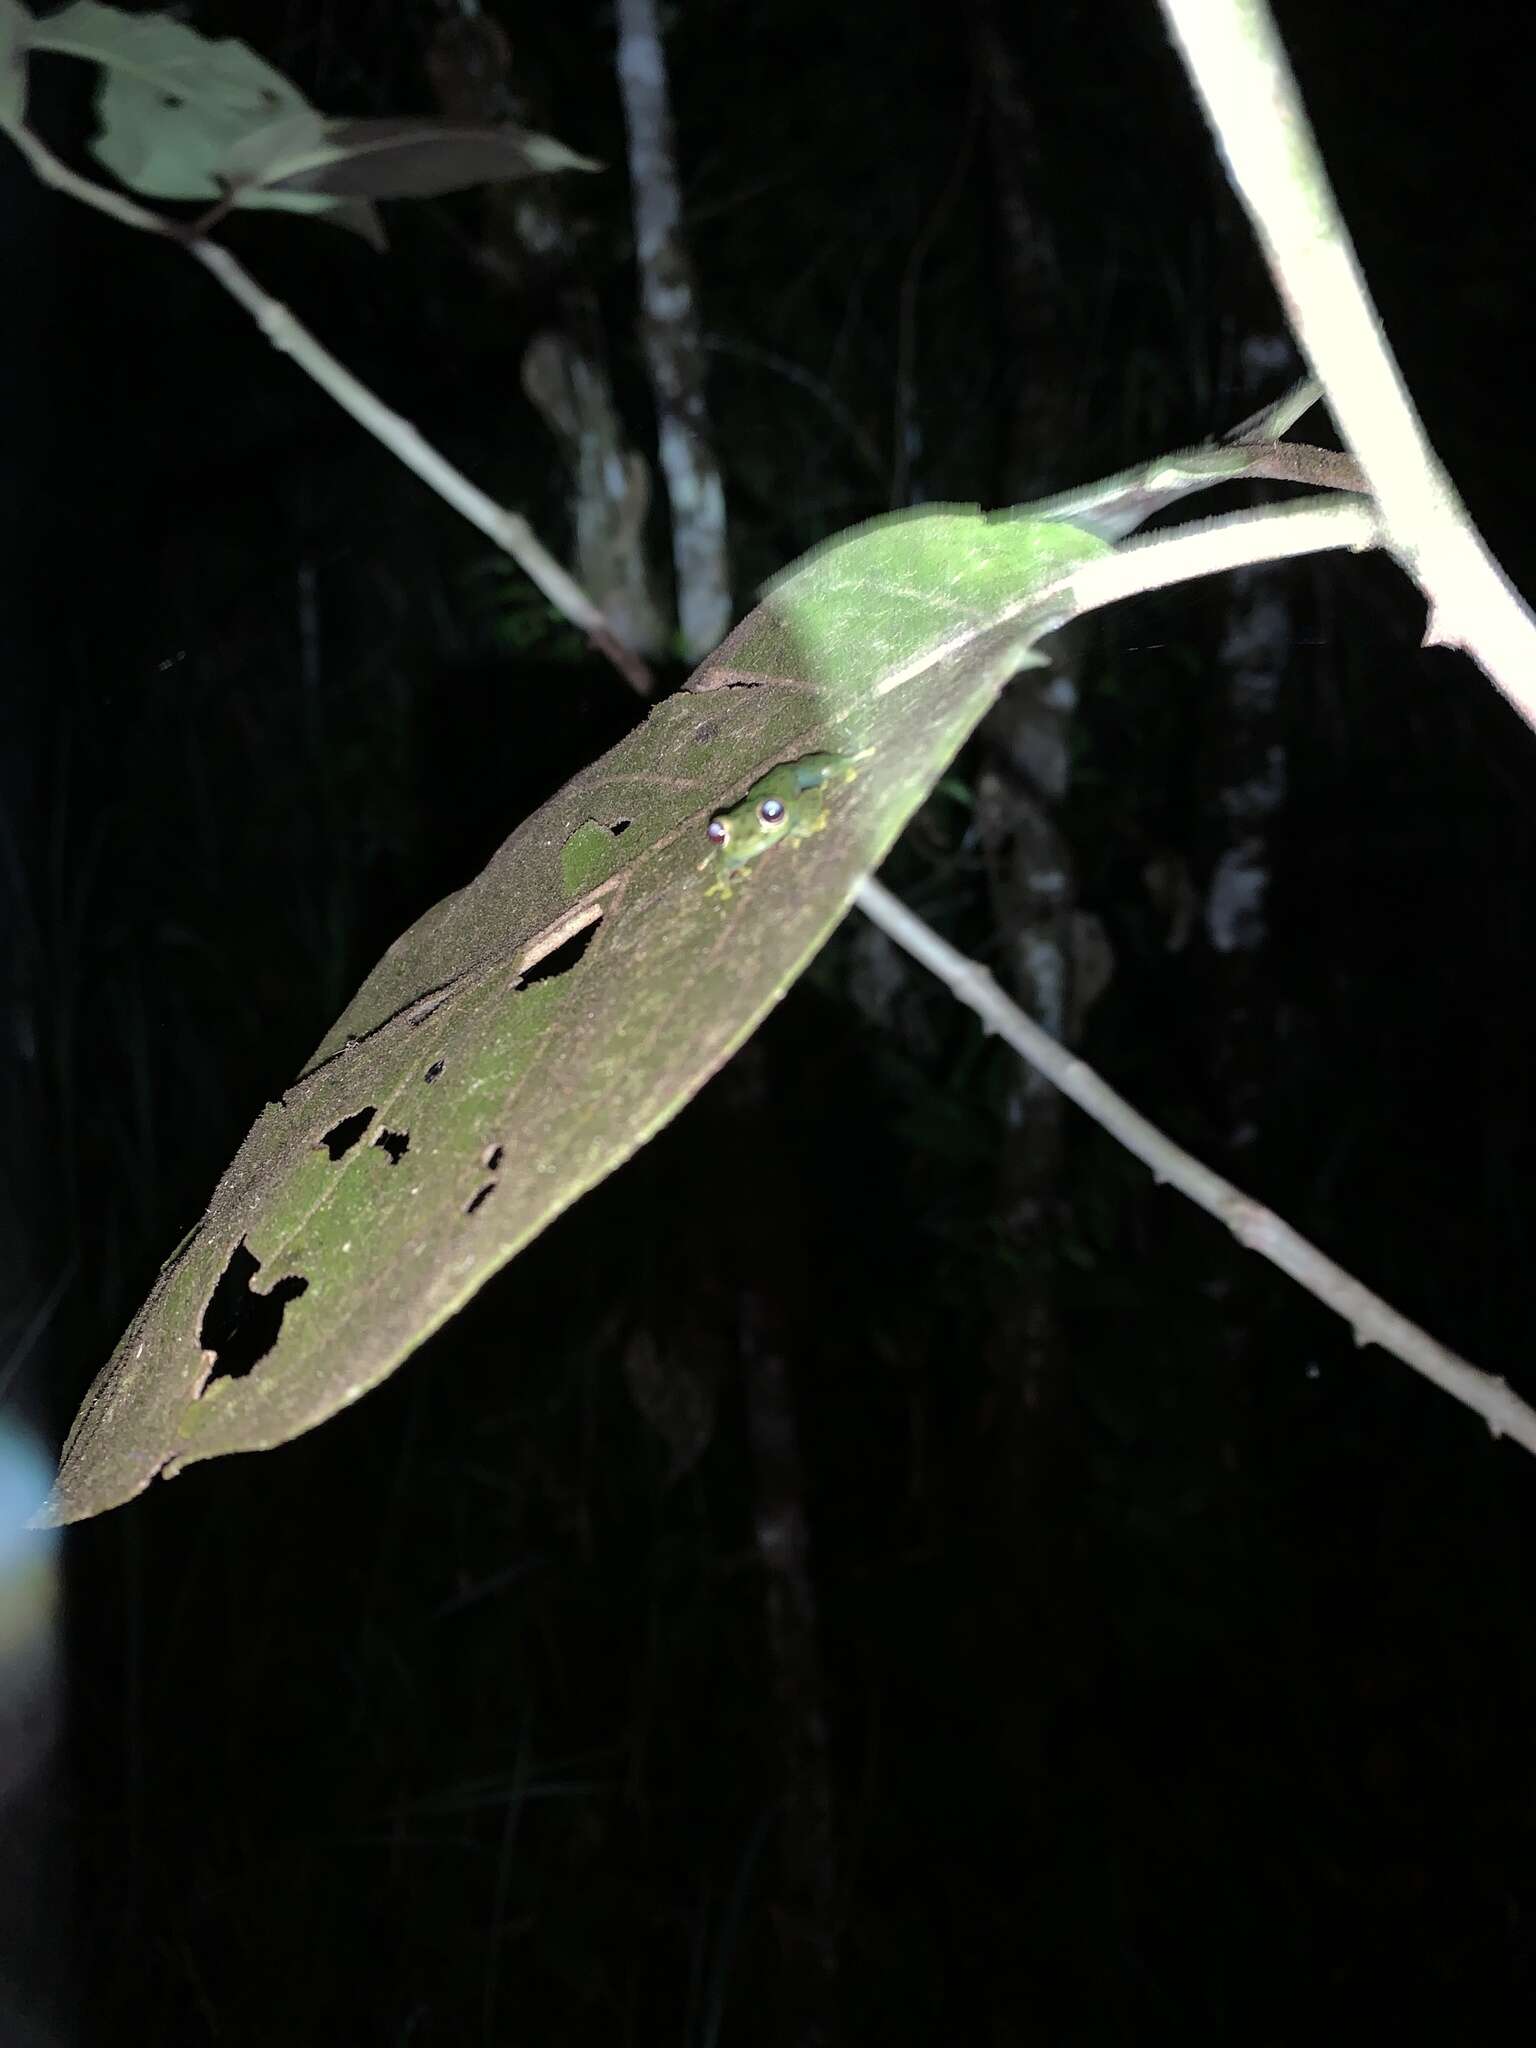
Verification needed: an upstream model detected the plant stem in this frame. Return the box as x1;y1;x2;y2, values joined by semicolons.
1161;0;1536;725
855;874;1536;1461
0;114;654;696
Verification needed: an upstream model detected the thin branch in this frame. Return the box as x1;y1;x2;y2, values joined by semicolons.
0;116;654;697
1160;0;1536;727
1235;443;1365;495
187;240;651;692
854;876;1536;1460
1;109;165;230
1054;493;1382;624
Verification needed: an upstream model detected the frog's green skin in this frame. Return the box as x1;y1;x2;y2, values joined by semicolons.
701;752;860;898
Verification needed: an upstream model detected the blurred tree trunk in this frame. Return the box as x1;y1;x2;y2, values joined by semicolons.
614;0;733;658
427;6;668;659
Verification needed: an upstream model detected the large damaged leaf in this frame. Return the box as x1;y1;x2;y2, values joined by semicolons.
41;507;1108;1522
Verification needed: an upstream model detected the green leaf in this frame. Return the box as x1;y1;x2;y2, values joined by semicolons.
31;3;285;102
39;506;1107;1525
0;0;31;128
227;116;601;205
29;2;314;200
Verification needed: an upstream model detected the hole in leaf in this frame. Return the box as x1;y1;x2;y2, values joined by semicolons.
424;1058;446;1084
482;1143;504;1170
199;1240;309;1384
374;1127;409;1165
520;920;598;989
465;1181;497;1215
609;817;632;837
319;1106;376;1160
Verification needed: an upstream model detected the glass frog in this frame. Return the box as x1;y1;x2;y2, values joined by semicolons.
701;751;864;898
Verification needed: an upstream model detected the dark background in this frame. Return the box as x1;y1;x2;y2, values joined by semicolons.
4;0;1535;2039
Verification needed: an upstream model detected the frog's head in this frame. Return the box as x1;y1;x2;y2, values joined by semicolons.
706;787;792;866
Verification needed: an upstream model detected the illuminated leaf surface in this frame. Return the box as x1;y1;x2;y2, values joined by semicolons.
234;117;601;203
42;507;1107;1523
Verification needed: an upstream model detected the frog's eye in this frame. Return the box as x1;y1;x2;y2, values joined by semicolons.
757;796;786;826
707;817;730;847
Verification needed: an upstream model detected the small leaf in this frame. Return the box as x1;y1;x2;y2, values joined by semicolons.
219;106;328;184
232;116;601;205
204;112;389;242
40;506;1108;1524
313;196;388;253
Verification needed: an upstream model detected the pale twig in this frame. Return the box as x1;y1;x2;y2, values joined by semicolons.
0;116;653;697
854;876;1536;1460
1160;0;1536;728
1059;493;1382;621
